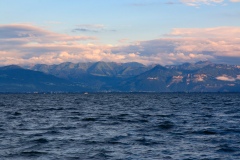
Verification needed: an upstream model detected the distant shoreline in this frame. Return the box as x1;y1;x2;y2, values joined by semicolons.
0;92;239;94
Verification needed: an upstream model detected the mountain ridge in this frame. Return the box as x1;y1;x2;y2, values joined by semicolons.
0;61;239;92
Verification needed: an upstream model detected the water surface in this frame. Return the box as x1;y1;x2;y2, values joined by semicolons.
0;93;240;159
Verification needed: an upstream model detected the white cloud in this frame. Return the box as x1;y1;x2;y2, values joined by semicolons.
180;0;224;6
180;0;240;6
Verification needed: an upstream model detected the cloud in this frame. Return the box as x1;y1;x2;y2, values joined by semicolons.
166;27;240;38
164;27;240;58
129;0;239;7
73;28;99;33
112;38;215;64
112;26;240;64
180;0;224;6
72;24;116;33
0;24;95;42
1;24;240;66
180;0;240;6
216;75;236;81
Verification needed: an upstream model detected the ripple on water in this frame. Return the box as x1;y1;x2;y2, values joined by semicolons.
193;129;219;135
20;151;48;157
157;120;175;130
217;144;237;153
81;117;98;121
32;138;49;144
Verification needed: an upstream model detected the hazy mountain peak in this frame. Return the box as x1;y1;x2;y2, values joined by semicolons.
195;60;212;65
122;62;145;68
0;65;22;70
152;65;167;70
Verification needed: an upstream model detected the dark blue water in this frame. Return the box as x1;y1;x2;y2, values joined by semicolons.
0;93;240;160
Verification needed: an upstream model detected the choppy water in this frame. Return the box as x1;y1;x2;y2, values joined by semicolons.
0;93;240;160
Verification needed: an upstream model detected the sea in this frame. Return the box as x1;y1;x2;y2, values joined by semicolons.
0;93;240;160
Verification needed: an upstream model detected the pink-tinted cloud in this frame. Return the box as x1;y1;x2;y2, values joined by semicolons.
167;27;240;38
216;75;236;81
0;24;240;66
165;27;240;57
0;24;96;42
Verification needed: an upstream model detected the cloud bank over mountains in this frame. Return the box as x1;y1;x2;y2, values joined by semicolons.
0;24;240;66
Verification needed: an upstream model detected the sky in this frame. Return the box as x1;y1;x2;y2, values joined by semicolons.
0;0;240;66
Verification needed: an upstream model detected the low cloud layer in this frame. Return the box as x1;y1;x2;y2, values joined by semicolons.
0;24;240;66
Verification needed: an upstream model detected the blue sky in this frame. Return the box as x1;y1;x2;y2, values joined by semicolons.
0;0;240;65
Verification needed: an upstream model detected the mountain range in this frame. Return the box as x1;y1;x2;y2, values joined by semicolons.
0;61;239;92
